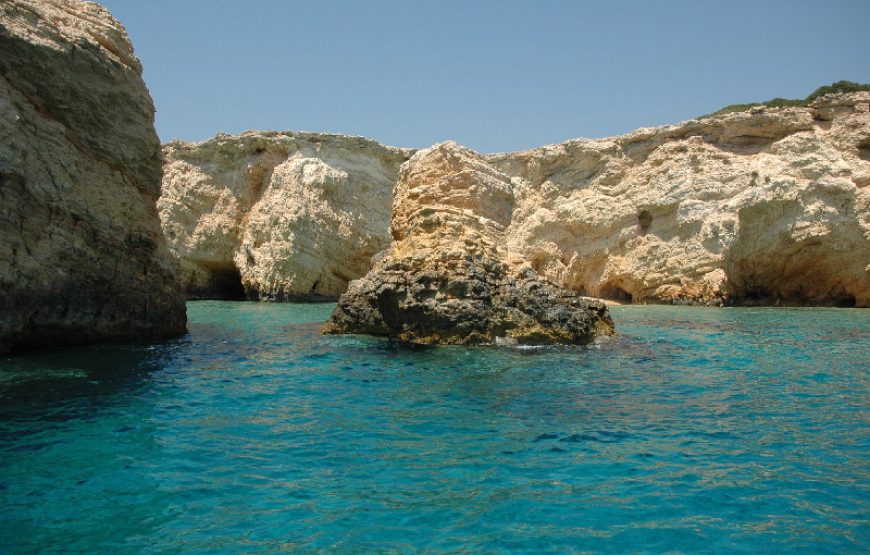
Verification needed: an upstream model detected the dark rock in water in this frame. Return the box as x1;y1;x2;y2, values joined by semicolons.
0;1;186;353
322;141;614;345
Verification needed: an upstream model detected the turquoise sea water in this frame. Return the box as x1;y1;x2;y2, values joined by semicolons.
0;302;868;553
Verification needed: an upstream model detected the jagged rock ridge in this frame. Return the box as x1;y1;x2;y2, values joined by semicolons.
0;0;186;353
323;142;615;345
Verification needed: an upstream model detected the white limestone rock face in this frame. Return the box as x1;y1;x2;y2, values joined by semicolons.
160;132;412;300
488;92;870;306
160;92;870;308
0;0;186;353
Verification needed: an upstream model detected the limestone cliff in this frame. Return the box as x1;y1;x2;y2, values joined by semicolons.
489;92;870;306
160;132;412;300
323;142;615;345
161;91;870;308
0;0;186;353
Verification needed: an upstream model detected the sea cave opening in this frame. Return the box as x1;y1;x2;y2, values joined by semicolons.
195;263;247;300
600;284;633;303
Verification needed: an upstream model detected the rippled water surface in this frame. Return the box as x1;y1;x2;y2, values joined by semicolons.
1;303;868;553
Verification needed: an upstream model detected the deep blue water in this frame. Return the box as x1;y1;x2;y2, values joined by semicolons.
0;303;868;553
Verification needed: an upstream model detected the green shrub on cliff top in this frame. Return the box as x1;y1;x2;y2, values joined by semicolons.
701;81;870;118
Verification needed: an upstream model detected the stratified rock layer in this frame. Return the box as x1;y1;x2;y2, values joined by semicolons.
0;0;186;353
160;132;412;300
323;142;615;345
490;92;870;306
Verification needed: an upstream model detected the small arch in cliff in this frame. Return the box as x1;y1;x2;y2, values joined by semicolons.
637;210;653;236
712;134;780;155
210;266;246;300
600;283;633;303
194;261;246;300
812;112;833;130
833;295;857;308
858;141;870;162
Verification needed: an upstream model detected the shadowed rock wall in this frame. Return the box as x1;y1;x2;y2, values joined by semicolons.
0;0;186;353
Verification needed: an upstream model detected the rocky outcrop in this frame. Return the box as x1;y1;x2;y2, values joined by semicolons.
322;142;615;345
0;0;186;353
160;132;412;300
489;92;870;306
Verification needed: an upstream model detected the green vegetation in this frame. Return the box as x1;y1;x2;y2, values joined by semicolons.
700;81;870;119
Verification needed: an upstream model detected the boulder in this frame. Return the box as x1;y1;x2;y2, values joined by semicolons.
323;142;614;345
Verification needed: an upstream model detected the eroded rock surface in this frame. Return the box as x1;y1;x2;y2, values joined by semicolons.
160;132;412;300
0;0;186;353
489;92;870;306
323;142;615;345
160;91;870;308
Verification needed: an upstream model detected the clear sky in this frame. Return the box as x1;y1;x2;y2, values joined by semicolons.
101;0;869;153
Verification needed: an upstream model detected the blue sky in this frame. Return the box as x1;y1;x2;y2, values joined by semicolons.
102;0;869;153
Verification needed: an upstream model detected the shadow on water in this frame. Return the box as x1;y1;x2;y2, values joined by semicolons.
0;337;185;424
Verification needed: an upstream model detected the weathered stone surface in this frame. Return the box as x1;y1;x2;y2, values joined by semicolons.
489;92;870;306
159;91;870;308
160;132;412;300
323;142;615;345
0;0;187;353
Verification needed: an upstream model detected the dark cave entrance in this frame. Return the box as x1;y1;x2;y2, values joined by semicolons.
600;283;633;303
189;262;247;300
209;266;246;300
732;281;857;307
832;295;857;308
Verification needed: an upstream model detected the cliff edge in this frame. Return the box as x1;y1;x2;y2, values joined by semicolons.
489;91;870;306
0;0;186;353
160;132;412;300
160;89;870;308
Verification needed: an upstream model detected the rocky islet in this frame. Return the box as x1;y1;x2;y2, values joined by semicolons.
322;142;615;345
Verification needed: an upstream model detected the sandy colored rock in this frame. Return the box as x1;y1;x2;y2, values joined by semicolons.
489;92;870;306
160;91;870;308
323;142;615;345
0;0;186;353
160;132;412;300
